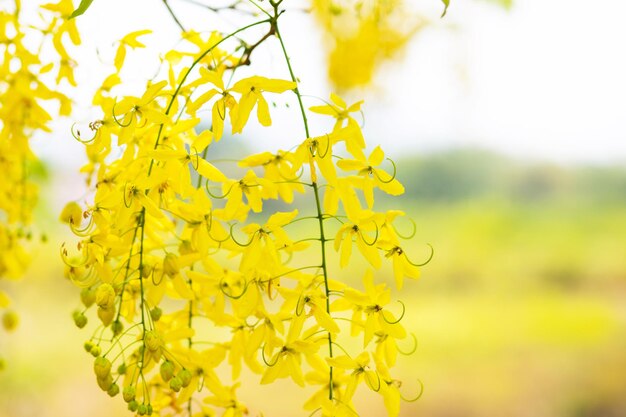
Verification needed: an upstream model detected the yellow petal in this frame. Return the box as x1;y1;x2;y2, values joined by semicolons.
256;94;271;126
196;159;227;182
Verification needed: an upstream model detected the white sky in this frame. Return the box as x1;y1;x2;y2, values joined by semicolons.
32;0;626;166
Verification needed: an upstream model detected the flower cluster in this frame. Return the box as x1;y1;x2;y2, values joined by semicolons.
0;0;76;365
62;1;431;416
311;0;425;89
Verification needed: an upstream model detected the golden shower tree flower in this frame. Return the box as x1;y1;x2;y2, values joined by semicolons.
54;0;439;414
114;29;152;71
230;76;297;133
337;145;405;207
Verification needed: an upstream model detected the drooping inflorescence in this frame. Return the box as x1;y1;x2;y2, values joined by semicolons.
0;0;76;367
61;1;433;416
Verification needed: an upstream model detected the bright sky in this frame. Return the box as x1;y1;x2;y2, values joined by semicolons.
33;0;626;165
379;0;626;164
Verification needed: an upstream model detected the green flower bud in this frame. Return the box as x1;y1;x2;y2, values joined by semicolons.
2;311;19;331
80;288;96;308
150;307;162;322
111;320;123;336
178;368;192;388
94;356;112;379
96;374;113;391
117;363;127;375
90;345;102;357
107;382;120;397
123;385;136;403
128;400;138;412
73;311;87;328
146;404;153;415
169;376;182;392
160;360;175;382
138;404;147;415
84;340;94;353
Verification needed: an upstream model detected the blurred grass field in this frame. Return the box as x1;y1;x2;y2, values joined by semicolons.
1;149;625;417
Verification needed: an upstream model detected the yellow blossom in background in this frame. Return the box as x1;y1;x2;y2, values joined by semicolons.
311;0;425;89
0;0;75;364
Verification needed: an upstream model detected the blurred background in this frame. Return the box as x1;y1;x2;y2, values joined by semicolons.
2;0;626;416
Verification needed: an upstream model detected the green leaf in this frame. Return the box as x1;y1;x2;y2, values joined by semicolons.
441;0;450;17
69;0;94;19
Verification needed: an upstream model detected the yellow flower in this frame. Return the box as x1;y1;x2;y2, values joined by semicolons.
333;213;381;269
114;29;151;71
239;150;305;203
230;76;297;133
326;352;378;401
310;93;365;158
186;67;236;141
60;202;83;225
335;270;407;346
260;314;320;387
337;146;405;207
378;240;422;289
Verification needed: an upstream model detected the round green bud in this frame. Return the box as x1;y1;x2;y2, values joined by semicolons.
117;363;127;375
107;383;120;397
96;374;113;391
2;311;19;331
123;385;136;403
138;404;147;416
111;320;123;336
73;311;88;329
84;340;94;353
80;288;96;308
94;356;112;379
169;376;182;392
160;360;175;382
90;345;102;357
146;404;153;415
178;369;192;388
150;307;162;322
128;400;138;412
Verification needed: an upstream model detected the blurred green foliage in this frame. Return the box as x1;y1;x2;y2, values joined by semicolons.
387;149;626;417
397;148;626;205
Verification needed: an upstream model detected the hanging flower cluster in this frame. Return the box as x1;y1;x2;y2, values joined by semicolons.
0;0;76;366
62;1;432;416
311;0;426;89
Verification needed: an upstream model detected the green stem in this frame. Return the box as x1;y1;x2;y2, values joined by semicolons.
112;222;141;333
273;12;334;401
137;208;148;388
138;209;147;330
